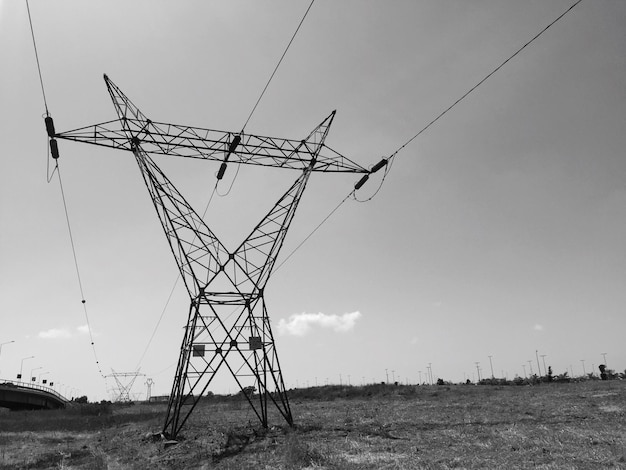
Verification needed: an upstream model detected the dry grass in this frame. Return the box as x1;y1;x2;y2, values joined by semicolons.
1;381;625;469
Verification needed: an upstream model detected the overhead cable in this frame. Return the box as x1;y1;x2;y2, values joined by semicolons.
387;0;583;162
241;0;315;132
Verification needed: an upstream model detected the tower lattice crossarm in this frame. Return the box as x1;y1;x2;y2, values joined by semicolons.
54;75;368;174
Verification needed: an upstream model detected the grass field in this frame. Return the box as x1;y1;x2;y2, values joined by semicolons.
1;380;625;469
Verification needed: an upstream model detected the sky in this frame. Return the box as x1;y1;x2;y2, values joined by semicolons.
1;0;625;402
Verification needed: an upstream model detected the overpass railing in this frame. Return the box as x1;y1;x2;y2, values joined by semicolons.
0;378;69;402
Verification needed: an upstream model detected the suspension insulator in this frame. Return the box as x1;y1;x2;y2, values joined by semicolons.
228;134;242;155
44;116;56;138
49;138;60;159
354;174;369;190
370;158;388;173
217;162;227;180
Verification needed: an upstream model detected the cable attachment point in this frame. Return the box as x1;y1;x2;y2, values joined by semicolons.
49;138;60;160
217;134;242;180
354;174;369;190
44;116;56;137
354;157;388;190
44;115;60;159
370;157;388;174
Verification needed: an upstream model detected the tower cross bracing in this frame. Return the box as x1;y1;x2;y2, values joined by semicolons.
55;75;369;438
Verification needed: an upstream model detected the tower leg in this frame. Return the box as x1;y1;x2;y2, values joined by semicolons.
162;294;292;438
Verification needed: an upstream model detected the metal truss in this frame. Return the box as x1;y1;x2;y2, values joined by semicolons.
54;75;365;438
105;369;145;402
56;75;368;174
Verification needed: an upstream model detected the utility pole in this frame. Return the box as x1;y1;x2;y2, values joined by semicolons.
541;355;547;376
601;353;607;368
581;360;586;377
488;355;494;379
522;364;527;378
527;360;533;376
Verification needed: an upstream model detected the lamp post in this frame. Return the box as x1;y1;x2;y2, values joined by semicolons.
30;366;43;383
19;356;35;381
39;371;50;384
0;340;15;377
0;340;15;357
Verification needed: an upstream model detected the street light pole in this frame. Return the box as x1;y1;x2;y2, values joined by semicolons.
30;366;43;382
0;340;15;377
19;356;35;381
0;340;15;357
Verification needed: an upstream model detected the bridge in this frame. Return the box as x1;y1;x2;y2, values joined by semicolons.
0;380;69;410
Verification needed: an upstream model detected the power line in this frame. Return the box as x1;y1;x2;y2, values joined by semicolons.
55;165;103;377
28;0;104;379
274;188;354;274
272;0;584;269
241;0;315;132
25;0;49;115
387;0;583;163
135;3;316;368
134;182;218;371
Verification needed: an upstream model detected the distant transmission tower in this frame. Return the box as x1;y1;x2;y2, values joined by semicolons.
106;369;145;402
55;75;377;438
145;378;154;401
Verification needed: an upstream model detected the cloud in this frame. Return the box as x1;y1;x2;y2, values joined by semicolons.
278;311;362;336
533;324;544;331
38;328;72;339
38;325;91;339
76;325;91;335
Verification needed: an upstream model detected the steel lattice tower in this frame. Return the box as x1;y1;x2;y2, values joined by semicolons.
55;75;372;438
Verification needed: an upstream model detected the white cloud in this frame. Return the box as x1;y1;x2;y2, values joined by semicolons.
278;311;362;336
38;328;72;339
38;325;91;339
533;324;544;331
76;324;90;335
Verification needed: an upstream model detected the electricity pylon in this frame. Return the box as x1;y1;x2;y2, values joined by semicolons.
55;75;373;438
106;369;145;402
